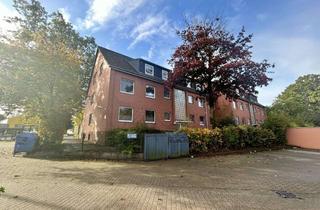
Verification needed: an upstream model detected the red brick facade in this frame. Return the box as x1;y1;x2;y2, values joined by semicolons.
81;50;266;143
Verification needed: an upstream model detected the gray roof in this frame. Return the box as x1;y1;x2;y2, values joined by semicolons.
97;46;265;107
98;46;164;83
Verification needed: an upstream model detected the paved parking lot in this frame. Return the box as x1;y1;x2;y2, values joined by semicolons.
1;141;320;209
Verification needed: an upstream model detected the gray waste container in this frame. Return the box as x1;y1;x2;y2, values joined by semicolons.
13;132;38;155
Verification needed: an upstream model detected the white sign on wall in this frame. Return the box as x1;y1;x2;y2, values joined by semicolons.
127;133;137;139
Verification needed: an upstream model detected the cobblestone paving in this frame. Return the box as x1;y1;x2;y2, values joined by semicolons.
1;141;320;209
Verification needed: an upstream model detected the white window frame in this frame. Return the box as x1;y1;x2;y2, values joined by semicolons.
234;116;240;125
145;85;155;99
145;63;154;76
239;102;243;111
232;101;237;109
120;78;134;95
118;107;133;122
188;95;193;104
145;110;155;123
164;112;171;121
198;98;205;108
162;70;168;80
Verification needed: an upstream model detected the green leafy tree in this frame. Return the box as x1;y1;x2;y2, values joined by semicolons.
0;0;96;143
271;74;320;126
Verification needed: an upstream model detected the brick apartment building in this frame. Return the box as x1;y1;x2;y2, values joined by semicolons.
81;46;266;142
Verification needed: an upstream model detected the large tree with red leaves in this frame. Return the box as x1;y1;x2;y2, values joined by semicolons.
168;20;273;109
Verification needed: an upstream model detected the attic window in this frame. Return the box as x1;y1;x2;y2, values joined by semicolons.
162;70;168;80
145;64;154;76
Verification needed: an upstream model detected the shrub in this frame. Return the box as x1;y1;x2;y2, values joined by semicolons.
180;127;222;154
105;124;162;154
217;116;236;128
222;126;240;149
182;126;278;154
0;186;4;193
262;112;290;144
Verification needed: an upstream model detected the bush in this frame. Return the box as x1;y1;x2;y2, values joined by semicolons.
222;126;240;149
105;124;162;154
181;126;278;154
180;127;222;154
218;116;236;128
262;112;290;144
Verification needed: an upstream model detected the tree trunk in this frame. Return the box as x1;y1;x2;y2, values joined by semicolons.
207;94;218;128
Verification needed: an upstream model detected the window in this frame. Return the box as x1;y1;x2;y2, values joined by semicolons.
120;79;134;94
188;95;193;104
200;116;205;126
145;63;154;76
234;116;240;125
232;101;237;109
145;110;155;123
164;87;170;99
162;70;168;80
239;102;243;111
146;85;155;98
189;114;195;122
88;113;93;125
88;134;91;141
118;107;133;122
198;98;205;107
164;112;171;121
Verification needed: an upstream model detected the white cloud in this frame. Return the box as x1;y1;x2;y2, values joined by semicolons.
58;8;71;23
80;0;145;30
128;14;174;49
0;2;19;36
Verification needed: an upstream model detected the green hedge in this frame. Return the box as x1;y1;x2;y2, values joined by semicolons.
181;126;277;154
261;113;290;144
105;124;163;154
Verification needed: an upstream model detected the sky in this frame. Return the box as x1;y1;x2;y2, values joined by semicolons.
0;0;319;106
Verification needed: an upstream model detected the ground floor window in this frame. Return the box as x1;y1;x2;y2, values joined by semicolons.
145;110;155;123
234;116;240;125
118;107;133;122
200;116;205;125
189;114;195;122
164;112;171;121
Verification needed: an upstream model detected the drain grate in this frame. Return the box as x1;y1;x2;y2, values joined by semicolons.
274;190;303;199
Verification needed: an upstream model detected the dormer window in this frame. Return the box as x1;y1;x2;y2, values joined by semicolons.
162;70;168;80
145;64;154;76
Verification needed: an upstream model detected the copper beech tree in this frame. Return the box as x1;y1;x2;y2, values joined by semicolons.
168;20;273;110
